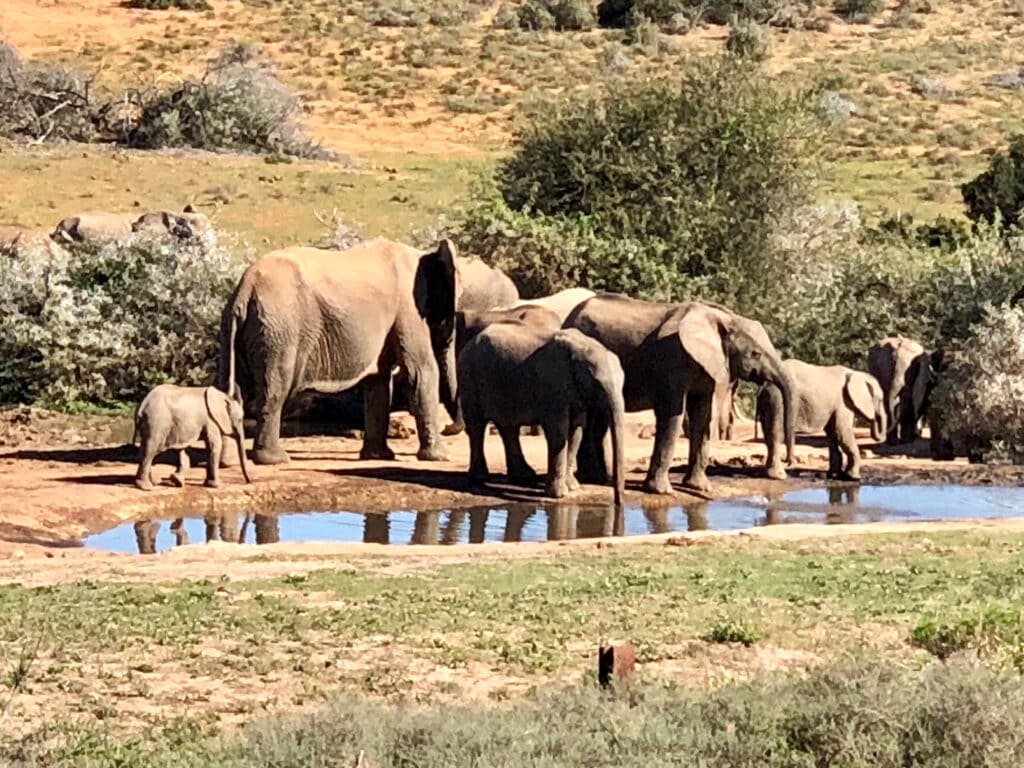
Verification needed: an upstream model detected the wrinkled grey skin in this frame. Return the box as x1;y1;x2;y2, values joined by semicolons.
455;257;519;311
133;385;252;491
458;326;625;506
511;288;596;324
52;211;135;246
219;238;459;465
683;379;738;441
867;336;925;444
757;359;885;482
441;305;563;437
566;295;796;494
904;346;957;460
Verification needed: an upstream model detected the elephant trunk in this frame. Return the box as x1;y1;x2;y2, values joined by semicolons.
871;410;886;444
236;432;252;484
604;384;626;509
438;337;459;423
771;366;796;465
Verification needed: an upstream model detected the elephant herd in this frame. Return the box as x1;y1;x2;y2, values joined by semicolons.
118;232;949;501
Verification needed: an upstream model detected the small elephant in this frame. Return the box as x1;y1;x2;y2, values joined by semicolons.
458;325;625;505
455;256;520;311
51;210;135;246
757;359;885;481
132;205;214;244
134;385;252;491
510;287;596;324
867;336;925;444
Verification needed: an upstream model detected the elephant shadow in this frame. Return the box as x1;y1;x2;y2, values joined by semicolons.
9;444;139;465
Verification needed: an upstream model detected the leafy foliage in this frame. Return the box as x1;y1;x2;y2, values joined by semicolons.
961;134;1024;228
129;45;326;158
466;55;823;310
833;0;883;22
597;0;818;28
911;606;1024;669
0;233;246;406
125;0;212;9
928;305;1024;463
725;18;772;60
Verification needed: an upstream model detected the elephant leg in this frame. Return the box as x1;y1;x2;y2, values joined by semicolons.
682;393;714;493
135;437;158;491
466;418;489;483
407;365;448;462
542;412;571;499
204;430;223;488
643;408;682;495
825;420;843;480
441;401;465;437
251;354;294;466
171;449;190;488
566;414;585;492
761;387;787;480
360;373;396;460
576;412;609;485
498;424;536;484
836;417;861;481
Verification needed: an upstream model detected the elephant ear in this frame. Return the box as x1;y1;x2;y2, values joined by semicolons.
205;387;233;436
676;308;729;387
414;239;458;347
844;372;876;422
910;354;932;417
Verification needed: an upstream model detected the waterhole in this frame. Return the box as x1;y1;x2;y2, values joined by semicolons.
84;484;1024;554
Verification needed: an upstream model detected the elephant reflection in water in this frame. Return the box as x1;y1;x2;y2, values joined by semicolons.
205;510;241;543
761;484;862;525
132;516;191;554
364;513;390;545
575;506;624;539
684;503;709;532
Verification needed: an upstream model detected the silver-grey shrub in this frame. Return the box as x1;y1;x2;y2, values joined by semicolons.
0;233;248;406
930;305;1024;462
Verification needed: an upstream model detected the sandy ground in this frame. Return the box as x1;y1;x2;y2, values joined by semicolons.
3;405;1024;586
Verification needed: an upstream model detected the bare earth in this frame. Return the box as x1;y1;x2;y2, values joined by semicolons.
3;406;1024;586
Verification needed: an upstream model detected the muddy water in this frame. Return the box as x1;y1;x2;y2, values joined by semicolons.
83;484;1024;554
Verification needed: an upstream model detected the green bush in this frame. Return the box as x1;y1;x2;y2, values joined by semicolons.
597;0;817;28
911;607;1024;669
469;55;822;310
125;0;212;9
128;45;326;158
512;0;594;30
833;0;883;22
725;18;771;60
928;304;1024;463
0;233;246;407
705;619;762;645
961;134;1024;228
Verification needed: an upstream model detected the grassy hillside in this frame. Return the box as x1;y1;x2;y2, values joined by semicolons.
2;0;1024;248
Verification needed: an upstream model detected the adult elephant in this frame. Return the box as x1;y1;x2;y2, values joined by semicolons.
566;295;795;493
219;237;459;465
905;345;957;459
867;336;925;444
51;211;135;245
455;257;519;311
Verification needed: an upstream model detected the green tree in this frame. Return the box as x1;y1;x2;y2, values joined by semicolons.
961;135;1024;228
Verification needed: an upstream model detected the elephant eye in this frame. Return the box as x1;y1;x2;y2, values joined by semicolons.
750;350;762;359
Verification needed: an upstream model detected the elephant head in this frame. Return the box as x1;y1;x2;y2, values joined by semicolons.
558;329;626;508
205;387;252;484
844;371;886;442
678;304;796;463
414;238;460;422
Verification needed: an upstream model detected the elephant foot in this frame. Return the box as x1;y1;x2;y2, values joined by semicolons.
567;475;581;492
468;469;490;486
204;478;221;489
134;478;154;492
642;475;674;495
170;473;187;488
682;472;712;494
416;444;449;462
507;466;539;486
251;447;290;466
544;480;569;499
360;445;396;461
441;422;465;437
766;466;788;481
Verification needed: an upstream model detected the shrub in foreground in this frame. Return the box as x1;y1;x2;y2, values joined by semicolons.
0;233;246;406
961;134;1024;228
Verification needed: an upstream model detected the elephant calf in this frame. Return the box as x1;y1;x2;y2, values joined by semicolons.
458;326;625;505
134;385;252;491
757;360;885;482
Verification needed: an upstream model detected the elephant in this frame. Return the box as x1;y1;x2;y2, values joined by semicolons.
756;360;885;481
867;336;925;444
566;295;795;494
457;325;625;505
132;205;214;244
441;304;563;436
683;379;739;442
455;256;519;311
133;385;252;491
511;287;597;324
51;210;135;245
219;237;459;465
904;345;957;460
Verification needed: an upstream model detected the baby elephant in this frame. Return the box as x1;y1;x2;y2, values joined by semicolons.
458;325;625;505
757;359;885;482
134;385;252;491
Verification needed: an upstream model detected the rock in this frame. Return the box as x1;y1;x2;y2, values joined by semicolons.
911;75;954;98
986;69;1024;89
388;419;414;439
821;91;858;120
638;425;657;440
598;644;637;688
